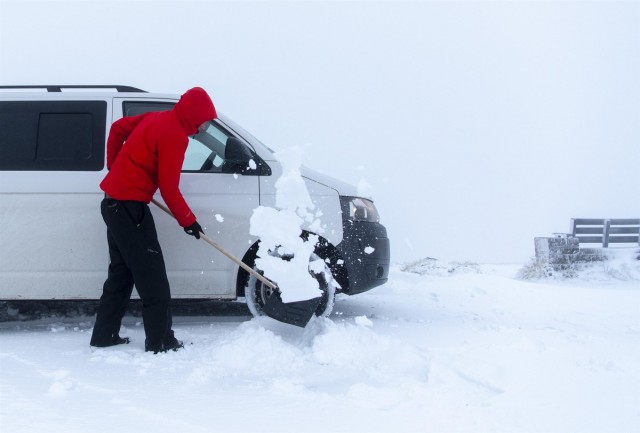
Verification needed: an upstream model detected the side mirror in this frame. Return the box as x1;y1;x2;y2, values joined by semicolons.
223;137;254;173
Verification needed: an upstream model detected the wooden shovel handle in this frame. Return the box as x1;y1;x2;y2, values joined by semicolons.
150;198;277;290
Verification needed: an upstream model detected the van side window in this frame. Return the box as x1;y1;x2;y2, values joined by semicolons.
122;101;174;117
184;123;233;172
122;101;263;175
0;101;106;171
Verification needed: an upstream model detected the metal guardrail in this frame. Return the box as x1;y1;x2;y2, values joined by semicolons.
570;218;640;247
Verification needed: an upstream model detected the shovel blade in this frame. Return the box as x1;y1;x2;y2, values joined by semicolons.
263;293;323;328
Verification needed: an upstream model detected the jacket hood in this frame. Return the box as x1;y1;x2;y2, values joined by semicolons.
174;87;217;135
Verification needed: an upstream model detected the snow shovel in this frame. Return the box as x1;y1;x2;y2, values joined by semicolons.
151;198;322;327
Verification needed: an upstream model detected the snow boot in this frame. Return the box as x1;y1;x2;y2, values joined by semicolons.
145;336;184;354
90;334;131;348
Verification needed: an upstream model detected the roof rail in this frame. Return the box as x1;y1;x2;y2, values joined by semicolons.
0;85;147;93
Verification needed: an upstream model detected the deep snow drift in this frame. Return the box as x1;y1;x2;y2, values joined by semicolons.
1;256;639;433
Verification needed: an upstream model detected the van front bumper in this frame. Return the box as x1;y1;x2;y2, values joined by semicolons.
336;220;390;295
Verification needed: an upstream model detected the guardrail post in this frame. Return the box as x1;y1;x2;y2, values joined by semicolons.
603;219;611;248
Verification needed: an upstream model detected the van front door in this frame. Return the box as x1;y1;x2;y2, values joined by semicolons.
114;99;261;299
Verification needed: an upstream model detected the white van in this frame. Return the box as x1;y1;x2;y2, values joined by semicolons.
0;85;390;317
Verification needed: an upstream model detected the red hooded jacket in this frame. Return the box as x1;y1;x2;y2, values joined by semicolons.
100;87;217;227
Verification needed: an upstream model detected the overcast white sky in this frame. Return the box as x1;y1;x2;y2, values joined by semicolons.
1;0;638;263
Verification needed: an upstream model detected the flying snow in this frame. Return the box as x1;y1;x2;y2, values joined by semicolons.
249;145;323;303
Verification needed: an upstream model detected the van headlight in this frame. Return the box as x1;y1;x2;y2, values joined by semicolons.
341;197;380;223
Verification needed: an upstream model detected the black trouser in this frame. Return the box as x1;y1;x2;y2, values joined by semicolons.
90;198;174;350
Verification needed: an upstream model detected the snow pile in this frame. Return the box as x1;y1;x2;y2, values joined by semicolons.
580;253;640;281
518;250;640;281
249;145;324;302
400;257;482;277
182;316;428;395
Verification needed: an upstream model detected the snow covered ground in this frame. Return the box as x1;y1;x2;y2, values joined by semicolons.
1;255;639;433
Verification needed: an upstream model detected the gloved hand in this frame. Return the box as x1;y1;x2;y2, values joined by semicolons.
184;221;203;239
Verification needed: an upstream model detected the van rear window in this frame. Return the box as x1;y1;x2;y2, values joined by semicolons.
123;101;174;117
0;101;106;171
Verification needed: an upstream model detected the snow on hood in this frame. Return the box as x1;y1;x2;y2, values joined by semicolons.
299;166;361;199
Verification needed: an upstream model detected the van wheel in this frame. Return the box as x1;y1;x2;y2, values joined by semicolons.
245;252;337;319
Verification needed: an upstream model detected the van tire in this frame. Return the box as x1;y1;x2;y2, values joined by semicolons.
245;252;337;319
